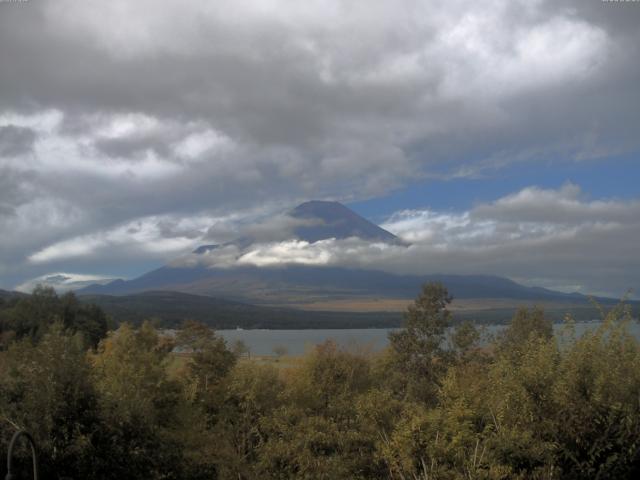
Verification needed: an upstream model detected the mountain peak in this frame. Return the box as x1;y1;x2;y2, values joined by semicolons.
289;200;401;244
292;200;343;210
188;201;404;258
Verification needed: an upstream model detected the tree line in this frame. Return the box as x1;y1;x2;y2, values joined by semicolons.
1;283;639;479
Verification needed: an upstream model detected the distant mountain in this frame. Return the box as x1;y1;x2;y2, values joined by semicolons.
0;289;26;301
78;200;603;308
79;263;594;306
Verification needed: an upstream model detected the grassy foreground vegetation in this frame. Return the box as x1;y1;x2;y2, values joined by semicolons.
1;284;640;479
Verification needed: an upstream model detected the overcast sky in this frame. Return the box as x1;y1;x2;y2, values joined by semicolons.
1;0;639;298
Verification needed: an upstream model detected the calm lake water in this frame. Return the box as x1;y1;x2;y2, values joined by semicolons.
217;321;640;356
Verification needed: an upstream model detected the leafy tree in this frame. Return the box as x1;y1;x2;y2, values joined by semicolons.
2;285;59;342
0;324;100;479
59;292;109;348
258;342;378;479
451;320;481;361
484;333;560;477
213;363;285;479
497;307;552;359
551;305;640;478
176;320;237;401
0;287;108;348
386;282;453;403
90;322;186;479
288;340;371;415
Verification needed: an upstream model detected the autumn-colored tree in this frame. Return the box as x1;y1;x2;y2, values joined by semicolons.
551;305;640;478
176;320;237;403
496;306;553;359
258;341;380;479
213;363;285;479
90;322;187;479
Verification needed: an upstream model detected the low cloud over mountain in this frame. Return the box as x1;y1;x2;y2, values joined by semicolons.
67;191;640;299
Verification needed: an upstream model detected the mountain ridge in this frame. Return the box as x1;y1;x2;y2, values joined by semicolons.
77;201;607;307
79;264;597;305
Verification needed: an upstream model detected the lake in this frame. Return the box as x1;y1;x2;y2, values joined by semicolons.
217;321;640;356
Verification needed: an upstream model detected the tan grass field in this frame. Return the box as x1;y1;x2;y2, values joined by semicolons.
268;297;592;313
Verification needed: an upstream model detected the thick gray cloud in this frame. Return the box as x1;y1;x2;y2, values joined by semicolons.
0;125;36;157
0;167;35;217
0;0;639;292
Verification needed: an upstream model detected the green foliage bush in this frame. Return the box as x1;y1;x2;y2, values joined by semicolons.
1;283;640;479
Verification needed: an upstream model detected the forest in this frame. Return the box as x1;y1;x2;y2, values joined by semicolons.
1;283;639;479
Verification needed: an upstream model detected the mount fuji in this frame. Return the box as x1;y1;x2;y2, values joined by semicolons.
79;201;593;311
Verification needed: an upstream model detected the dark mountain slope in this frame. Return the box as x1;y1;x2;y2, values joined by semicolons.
79;264;596;305
0;289;27;301
289;201;401;243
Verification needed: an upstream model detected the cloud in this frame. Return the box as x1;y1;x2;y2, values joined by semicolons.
377;185;640;296
0;125;36;157
0;167;36;217
236;215;323;243
472;183;640;224
0;0;638;292
27;213;221;264
15;273;117;294
238;239;334;267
